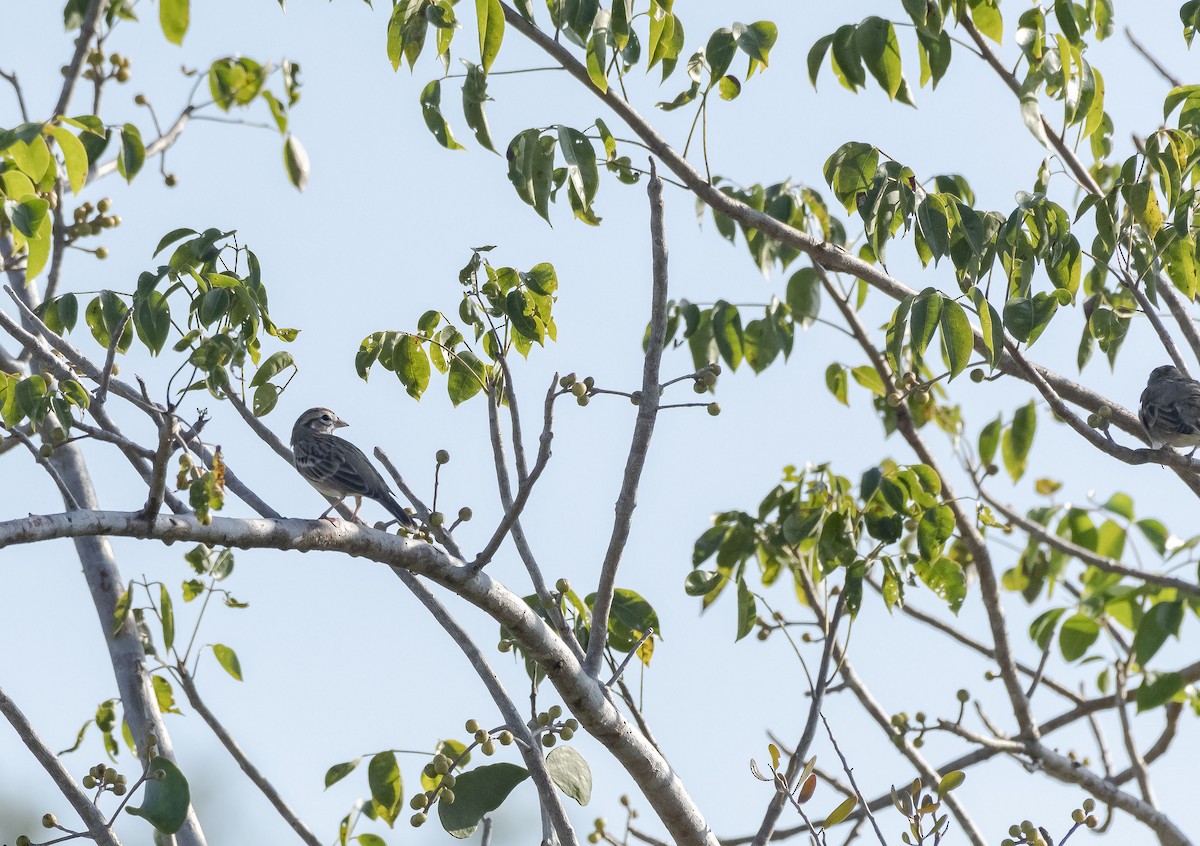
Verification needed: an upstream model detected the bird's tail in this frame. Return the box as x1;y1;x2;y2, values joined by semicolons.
382;494;418;529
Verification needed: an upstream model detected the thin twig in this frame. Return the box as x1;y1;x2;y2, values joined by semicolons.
0;685;120;846
585;159;669;677
1114;665;1156;807
176;668;322;846
94;307;134;405
1125;27;1182;88
3;425;81;509
472;374;559;569
605;627;654;688
375;447;465;559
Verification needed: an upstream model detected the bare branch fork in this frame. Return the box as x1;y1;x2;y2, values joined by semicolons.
585;158;670;678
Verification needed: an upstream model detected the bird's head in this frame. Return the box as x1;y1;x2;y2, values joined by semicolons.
293;407;348;438
1148;364;1183;384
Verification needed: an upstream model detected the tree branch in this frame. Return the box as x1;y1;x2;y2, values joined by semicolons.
176;668;321;846
0;684;121;846
585;160;669;677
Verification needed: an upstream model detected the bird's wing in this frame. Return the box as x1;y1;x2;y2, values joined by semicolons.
1162;379;1200;436
326;436;393;498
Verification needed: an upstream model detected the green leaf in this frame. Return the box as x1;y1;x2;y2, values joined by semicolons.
447;350;486;406
825;363;848;405
369;750;403;827
159;0;189;45
133;291;171;355
325;758;362;789
438;763;529;838
283;134;310;191
475;0;504;72
786;267;820;328
854;16;903;99
1132;601;1184;666
44;125;88;195
1029;607;1066;650
159;585;175;652
117;123;145;183
1163;236;1198;301
806;33;834;87
735;20;777;68
1058;613;1099;661
823;796;858;827
11;196;49;239
420;80;466;151
545;745;591;805
917;505;955;560
938;298;972;379
823;142;878;212
735;577;756;641
393;336;432;399
937;771;965;797
1136;672;1184;712
1001;401;1036;482
973;1;1004;43
711;301;743;370
212;643;243;680
461;63;496;153
126;757;190;834
586;25;609;93
249;351;295;389
914;557;967;613
908;287;942;365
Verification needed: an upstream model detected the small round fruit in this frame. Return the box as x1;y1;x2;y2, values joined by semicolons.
16;836;31;846
588;834;601;844
564;718;578;731
1071;809;1085;823
560;727;575;740
112;783;127;796
985;464;999;476
555;577;570;592
474;728;489;743
1082;798;1095;813
707;402;720;416
692;380;707;394
886;391;903;407
100;215;116;228
411;813;427;827
912;737;924;748
548;705;562;719
435;449;450;464
103;768;118;784
43;813;58;828
583;376;595;389
97;197;112;213
39;444;54;458
630;391;642;405
542;734;556;747
707;362;722;375
457;506;472;522
701;370;717;386
423;763;437;778
498;639;511;653
116;68;131;82
559;372;577;388
164;173;178;187
956;689;969;703
441;773;456;788
429;512;445;527
537;712;551;726
410;794;428;810
969;368;985;383
481;740;496;755
134;93;147;105
440;788;455;805
1098;404;1112;419
95;246;109;260
498;730;513;745
51;427;66;442
465;718;480;733
570;382;587;398
577;395;590;407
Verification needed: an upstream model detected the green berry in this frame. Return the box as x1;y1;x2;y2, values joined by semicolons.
692;380;707;394
577;395;590;407
1071;809;1085;823
707;362;722;375
164;173;178;187
481;740;496;755
548;705;562;719
411;813;427;827
83;775;97;789
435;449;450;464
411;794;428;810
39;444;54;458
97;197;112;212
441;773;456;788
564;718;578;731
570;382;587;398
112;783;127;796
440;788;455;805
701;370;717;386
474;728;489;743
42;813;58;828
457;506;472;521
498;730;513;745
542;734;556;747
95;246;109;259
16;836;31;846
1082;798;1095;813
969;368;985;383
433;754;449;775
559;373;577;388
465;718;480;733
588;834;601;844
429;511;445;527
560;727;575;740
583;376;595;390
886;391;903;407
956;689;969;703
707;402;721;416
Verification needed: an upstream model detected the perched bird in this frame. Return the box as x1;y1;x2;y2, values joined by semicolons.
291;407;417;527
1139;365;1200;452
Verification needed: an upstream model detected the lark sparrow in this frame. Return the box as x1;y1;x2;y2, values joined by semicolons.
291;407;417;527
1139;365;1200;452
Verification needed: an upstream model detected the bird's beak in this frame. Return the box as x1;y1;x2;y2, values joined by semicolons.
335;419;348;429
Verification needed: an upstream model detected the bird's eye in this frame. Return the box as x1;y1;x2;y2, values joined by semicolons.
321;414;331;422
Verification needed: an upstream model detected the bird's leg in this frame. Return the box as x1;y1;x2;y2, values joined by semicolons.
319;498;343;522
350;496;367;525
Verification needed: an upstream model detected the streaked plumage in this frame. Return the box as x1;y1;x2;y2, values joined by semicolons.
291;407;416;527
1139;365;1200;451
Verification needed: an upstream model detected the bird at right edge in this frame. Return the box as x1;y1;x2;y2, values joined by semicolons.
1138;364;1200;454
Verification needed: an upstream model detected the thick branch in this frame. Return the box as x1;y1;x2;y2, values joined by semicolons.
585;160;669;676
52;0;105;118
0;509;719;846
